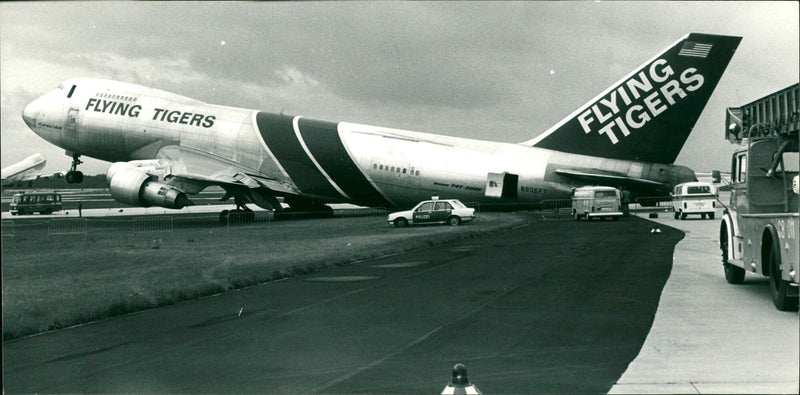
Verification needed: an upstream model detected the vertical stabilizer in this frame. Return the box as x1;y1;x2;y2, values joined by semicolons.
524;33;741;164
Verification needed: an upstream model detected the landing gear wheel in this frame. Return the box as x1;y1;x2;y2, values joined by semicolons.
708;212;715;220
66;153;84;184
447;216;461;226
66;170;84;184
768;243;798;311
219;210;230;225
701;213;706;219
674;211;679;220
680;212;687;220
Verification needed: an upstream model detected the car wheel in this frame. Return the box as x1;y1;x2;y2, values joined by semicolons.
768;242;799;311
394;218;408;228
447;216;461;226
41;208;53;215
722;236;745;284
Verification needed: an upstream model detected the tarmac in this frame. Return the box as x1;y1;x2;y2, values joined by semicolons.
609;210;799;394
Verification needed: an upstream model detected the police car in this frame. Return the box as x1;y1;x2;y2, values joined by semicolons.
388;198;476;227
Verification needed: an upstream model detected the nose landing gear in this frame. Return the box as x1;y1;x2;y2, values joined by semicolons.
65;153;84;184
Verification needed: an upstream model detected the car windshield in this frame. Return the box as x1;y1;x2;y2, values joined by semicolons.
595;190;617;198
687;186;711;194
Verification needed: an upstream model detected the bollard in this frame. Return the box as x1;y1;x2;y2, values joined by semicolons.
441;363;481;395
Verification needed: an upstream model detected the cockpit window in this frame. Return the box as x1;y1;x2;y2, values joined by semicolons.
67;85;76;98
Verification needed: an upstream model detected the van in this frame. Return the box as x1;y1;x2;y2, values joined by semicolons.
571;186;622;221
671;181;717;220
9;191;63;215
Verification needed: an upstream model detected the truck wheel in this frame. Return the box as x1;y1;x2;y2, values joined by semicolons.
447;216;461;226
394;217;408;228
722;238;745;284
768;243;799;311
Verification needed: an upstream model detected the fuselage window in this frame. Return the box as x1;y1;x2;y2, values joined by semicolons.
67;85;76;98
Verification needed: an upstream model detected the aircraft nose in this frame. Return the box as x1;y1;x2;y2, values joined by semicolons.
22;99;39;130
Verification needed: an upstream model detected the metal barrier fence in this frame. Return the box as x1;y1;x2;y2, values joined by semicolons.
1;220;15;237
48;218;88;236
226;210;273;229
133;216;174;234
541;199;574;219
334;207;388;218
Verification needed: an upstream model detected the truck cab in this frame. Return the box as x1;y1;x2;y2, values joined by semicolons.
720;83;799;311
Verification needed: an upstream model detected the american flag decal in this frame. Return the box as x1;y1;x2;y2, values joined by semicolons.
679;41;712;58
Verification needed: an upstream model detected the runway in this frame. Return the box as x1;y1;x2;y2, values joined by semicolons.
2;216;680;393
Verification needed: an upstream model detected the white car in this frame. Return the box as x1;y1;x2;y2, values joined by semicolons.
388;199;476;227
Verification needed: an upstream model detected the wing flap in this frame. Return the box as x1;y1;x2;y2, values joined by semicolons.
555;168;667;190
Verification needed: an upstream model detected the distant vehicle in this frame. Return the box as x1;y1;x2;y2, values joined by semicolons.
671;181;717;220
387;198;475;227
720;83;799;311
571;186;622;221
9;191;63;215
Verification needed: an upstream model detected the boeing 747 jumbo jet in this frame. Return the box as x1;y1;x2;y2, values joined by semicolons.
21;33;740;219
1;153;50;187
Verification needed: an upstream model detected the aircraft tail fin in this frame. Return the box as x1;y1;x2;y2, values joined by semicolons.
524;33;741;164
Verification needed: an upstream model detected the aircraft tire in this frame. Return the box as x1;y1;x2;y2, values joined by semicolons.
674;211;679;220
768;242;798;311
680;212;687;220
447;216;461;226
708;212;715;220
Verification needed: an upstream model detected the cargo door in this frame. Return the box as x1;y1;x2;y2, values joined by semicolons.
485;172;519;199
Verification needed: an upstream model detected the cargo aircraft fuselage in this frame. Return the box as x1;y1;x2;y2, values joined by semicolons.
21;33;742;214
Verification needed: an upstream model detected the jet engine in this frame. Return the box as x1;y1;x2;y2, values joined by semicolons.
107;162;191;209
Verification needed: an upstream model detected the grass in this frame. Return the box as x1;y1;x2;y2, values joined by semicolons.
2;212;529;340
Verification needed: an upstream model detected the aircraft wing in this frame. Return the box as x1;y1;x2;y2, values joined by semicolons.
115;145;297;210
555;168;668;190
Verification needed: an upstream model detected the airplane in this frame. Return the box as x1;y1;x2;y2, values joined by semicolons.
21;33;741;220
1;153;62;187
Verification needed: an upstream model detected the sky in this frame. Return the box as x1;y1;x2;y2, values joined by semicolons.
1;1;798;176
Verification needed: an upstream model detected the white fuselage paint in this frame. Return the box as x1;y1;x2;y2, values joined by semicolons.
23;78;688;209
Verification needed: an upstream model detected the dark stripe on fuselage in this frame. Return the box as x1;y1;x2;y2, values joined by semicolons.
297;118;390;207
255;112;341;199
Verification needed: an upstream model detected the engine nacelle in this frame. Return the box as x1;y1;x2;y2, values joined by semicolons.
107;162;190;209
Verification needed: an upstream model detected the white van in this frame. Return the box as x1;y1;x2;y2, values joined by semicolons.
571;186;622;221
671;181;717;220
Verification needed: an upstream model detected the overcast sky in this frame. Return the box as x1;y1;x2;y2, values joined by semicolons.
1;1;798;175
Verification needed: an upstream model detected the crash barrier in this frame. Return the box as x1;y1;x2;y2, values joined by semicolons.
48;218;88;236
1;220;15;237
541;199;574;219
630;196;673;212
133;216;174;234
334;207;388;218
225;210;273;229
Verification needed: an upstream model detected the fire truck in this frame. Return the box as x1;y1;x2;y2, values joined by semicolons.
720;83;799;311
